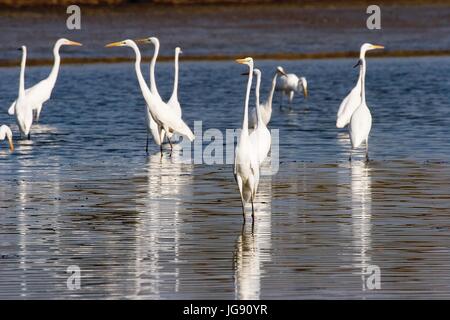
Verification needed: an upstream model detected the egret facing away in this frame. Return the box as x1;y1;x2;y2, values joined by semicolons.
165;46;183;141
105;40;195;152
8;38;82;122
348;44;384;162
336;43;384;129
234;57;260;221
15;46;33;139
0;125;14;152
249;69;271;166
275;66;308;107
249;66;286;128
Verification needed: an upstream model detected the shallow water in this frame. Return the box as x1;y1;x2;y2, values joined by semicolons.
1;57;450;299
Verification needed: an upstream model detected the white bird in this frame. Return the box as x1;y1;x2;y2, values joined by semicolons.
234;57;260;221
8;38;82;122
249;69;271;165
0;125;14;152
336;43;384;129
348;44;384;162
249;66;286;128
167;47;183;118
105;40;195;149
137;38;183;152
275;66;308;107
15;46;33;139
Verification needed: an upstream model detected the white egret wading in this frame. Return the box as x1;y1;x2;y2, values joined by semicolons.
8;38;82;122
136;38;184;153
347;44;384;162
249;66;286;128
0;125;14;152
336;43;384;129
234;57;260;221
249;68;271;166
275;66;308;108
105;40;195;154
15;46;33;139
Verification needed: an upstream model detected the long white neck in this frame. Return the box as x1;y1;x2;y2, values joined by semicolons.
360;57;367;104
242;63;253;133
150;40;160;97
130;42;155;105
19;47;26;97
48;42;62;86
170;49;180;102
255;71;262;127
265;72;278;110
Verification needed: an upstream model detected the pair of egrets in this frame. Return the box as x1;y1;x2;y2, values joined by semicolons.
336;43;385;162
6;39;82;143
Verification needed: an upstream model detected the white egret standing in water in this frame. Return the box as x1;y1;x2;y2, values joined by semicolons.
0;125;14;152
336;43;384;129
105;40;195;150
234;57;260;221
15;46;33;139
275;66;308;108
348;44;384;162
249;69;271;165
8;38;82;122
249;66;286;128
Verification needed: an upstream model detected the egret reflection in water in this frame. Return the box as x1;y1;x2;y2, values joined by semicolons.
350;161;372;290
233;174;272;300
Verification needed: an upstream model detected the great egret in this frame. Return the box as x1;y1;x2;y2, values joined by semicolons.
249;66;286;128
336;43;384;129
136;37;182;151
165;46;183;141
105;40;195;149
8;38;82;122
167;47;183;118
275;66;308;107
0;125;14;152
234;57;260;221
249;68;271;165
348;44;384;162
15;46;33;139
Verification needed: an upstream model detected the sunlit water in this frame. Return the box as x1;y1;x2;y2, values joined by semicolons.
1;57;450;299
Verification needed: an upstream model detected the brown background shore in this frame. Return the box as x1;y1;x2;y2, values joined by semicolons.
1;0;450;7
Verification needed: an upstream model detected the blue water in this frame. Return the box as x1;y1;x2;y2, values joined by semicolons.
0;57;450;299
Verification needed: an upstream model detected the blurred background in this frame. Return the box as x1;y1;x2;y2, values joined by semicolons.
0;0;449;63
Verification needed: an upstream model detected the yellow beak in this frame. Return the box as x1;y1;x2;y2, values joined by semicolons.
304;88;308;98
371;44;384;49
8;137;14;152
67;40;82;46
105;41;123;48
235;58;247;64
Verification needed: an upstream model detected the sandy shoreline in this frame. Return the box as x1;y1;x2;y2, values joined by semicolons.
0;49;449;67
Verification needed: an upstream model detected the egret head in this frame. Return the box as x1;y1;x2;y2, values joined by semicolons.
17;45;26;53
58;38;82;47
175;47;183;55
105;39;135;48
0;125;14;152
135;37;159;46
235;57;253;67
276;66;287;76
299;77;308;98
360;43;384;57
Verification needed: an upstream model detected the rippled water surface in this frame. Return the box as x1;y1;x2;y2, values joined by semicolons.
1;57;450;299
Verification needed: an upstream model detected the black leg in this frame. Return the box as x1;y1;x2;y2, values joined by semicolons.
146;134;149;154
